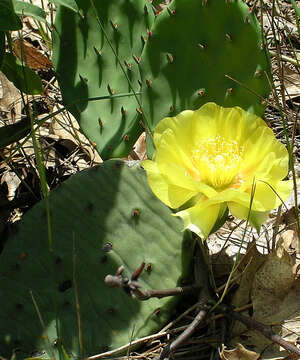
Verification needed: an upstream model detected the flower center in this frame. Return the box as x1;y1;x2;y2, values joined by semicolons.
190;135;244;189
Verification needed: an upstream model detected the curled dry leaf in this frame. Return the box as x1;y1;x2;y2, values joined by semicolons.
231;241;300;358
13;39;52;70
278;229;299;257
219;343;259;360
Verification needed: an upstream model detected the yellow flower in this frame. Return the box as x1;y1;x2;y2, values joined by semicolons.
142;102;292;239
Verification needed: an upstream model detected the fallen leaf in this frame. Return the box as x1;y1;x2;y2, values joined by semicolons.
13;39;52;70
278;230;299;257
220;343;259;360
283;63;300;100
231;242;300;358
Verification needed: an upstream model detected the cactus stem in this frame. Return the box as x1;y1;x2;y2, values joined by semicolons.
98;117;104;133
121;106;127;116
227;88;234;95
225;33;232;42
167;8;176;16
107;84;115;95
110;20;118;30
198;89;206;96
166;53;174;63
197;43;206;50
133;54;141;64
124;134;129;142
146;79;152;88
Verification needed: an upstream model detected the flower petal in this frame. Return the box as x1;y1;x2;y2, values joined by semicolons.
228;202;269;231
142;160;197;208
242;126;289;181
204;103;267;144
174;202;221;239
253;179;293;210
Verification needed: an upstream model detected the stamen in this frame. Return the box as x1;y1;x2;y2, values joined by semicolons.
190;135;244;189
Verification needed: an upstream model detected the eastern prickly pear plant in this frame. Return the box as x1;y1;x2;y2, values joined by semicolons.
52;0;155;159
0;0;278;358
140;0;270;148
0;161;193;357
53;0;270;159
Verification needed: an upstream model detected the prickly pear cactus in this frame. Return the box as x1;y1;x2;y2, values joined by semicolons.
53;0;270;159
140;0;270;134
0;160;193;358
52;0;154;159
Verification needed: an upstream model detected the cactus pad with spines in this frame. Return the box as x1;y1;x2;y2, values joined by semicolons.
52;0;154;159
140;0;270;136
0;160;193;357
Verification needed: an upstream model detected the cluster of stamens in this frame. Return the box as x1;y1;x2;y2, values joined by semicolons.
190;135;244;189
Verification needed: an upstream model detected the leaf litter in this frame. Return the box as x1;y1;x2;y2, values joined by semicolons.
0;0;300;359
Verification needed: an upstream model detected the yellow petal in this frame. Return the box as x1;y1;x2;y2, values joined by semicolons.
253;179;292;210
242;126;289;181
228;202;269;231
174;202;221;239
203;103;267;145
142;160;197;208
143;102;292;236
197;188;265;212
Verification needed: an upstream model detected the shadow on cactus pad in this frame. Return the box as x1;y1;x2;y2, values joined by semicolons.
0;160;193;358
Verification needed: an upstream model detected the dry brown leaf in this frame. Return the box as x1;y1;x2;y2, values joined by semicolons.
232;242;266;310
252;244;297;324
283;64;300;100
232;242;300;358
13;39;52;70
278;230;299;257
220;343;259;360
0;72;22;115
50;109;102;167
281;207;300;232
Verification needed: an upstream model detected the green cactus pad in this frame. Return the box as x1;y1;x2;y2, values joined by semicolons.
140;0;270;132
52;0;154;159
0;160;193;358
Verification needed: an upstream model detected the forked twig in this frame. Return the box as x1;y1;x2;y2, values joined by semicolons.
159;305;210;360
104;263;201;300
